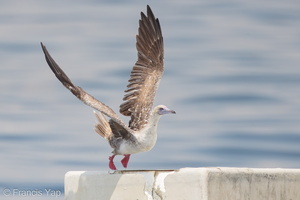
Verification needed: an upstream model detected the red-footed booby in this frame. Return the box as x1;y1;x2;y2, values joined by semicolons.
41;5;175;170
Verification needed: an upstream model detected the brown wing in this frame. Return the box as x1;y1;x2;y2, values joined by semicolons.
119;5;164;131
41;42;132;133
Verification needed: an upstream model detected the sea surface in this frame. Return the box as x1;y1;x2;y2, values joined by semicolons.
1;0;300;199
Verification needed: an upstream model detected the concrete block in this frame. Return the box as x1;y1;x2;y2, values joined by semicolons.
65;168;300;200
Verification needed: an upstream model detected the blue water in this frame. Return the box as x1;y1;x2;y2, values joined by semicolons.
1;0;300;199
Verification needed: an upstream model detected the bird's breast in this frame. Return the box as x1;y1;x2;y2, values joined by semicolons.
116;127;158;155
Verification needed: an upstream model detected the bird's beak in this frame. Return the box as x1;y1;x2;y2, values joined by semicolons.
170;110;176;114
164;108;176;115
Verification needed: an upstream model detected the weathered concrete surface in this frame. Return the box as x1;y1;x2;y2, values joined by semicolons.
65;167;300;200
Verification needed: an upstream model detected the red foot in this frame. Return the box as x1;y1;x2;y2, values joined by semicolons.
109;155;117;170
121;154;131;168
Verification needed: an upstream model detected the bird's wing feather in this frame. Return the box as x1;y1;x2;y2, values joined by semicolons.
41;42;131;133
119;5;164;131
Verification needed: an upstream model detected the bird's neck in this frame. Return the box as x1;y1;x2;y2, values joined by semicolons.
138;112;161;136
148;112;162;130
133;112;161;152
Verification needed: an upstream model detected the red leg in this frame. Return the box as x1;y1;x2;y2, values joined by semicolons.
109;155;117;170
121;154;131;168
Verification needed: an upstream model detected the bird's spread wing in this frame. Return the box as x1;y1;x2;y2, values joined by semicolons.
119;5;164;131
41;42;131;133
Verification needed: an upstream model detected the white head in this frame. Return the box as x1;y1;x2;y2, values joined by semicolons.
154;105;176;115
148;105;176;129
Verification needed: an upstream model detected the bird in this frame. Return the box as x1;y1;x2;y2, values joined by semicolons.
41;5;175;170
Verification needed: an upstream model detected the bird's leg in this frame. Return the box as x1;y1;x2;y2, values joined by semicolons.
109;155;117;170
121;154;131;168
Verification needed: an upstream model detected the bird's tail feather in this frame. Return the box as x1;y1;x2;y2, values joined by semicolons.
94;111;112;139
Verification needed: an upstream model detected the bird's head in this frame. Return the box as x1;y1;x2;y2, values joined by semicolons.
154;105;176;115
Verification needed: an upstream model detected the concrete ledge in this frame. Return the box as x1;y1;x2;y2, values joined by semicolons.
65;167;300;200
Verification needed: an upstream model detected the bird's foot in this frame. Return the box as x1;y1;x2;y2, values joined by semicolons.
121;154;131;168
109;155;117;170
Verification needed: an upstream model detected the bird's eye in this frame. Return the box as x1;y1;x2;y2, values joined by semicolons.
159;107;164;111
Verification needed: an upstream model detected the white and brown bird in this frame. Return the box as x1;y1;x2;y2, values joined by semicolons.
41;5;175;170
